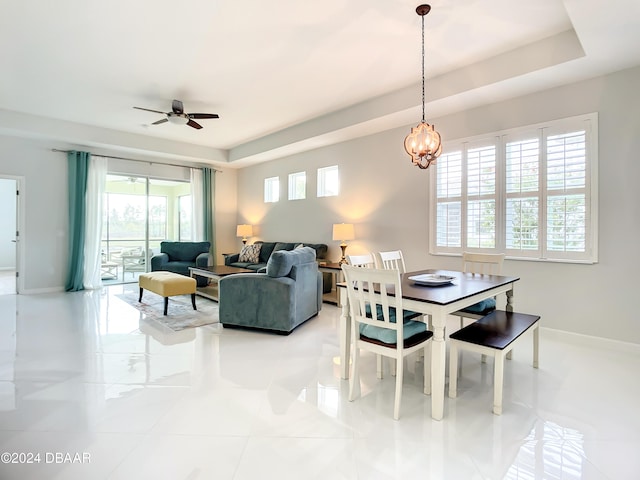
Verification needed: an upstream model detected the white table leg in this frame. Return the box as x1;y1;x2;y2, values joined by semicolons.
533;324;539;368
430;310;447;420
339;291;351;379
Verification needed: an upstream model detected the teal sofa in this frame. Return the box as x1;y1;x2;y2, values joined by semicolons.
224;241;331;293
150;241;211;287
219;247;322;334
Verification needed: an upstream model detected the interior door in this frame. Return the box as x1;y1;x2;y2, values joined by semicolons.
0;177;17;295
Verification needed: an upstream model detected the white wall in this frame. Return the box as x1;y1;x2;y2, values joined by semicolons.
0;137;237;292
0;178;16;269
0;137;66;291
236;65;640;345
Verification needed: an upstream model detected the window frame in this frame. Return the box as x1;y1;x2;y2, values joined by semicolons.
288;171;306;200
264;176;280;203
317;165;339;198
429;113;598;264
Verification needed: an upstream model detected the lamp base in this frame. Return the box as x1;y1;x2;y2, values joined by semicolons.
338;243;348;265
242;238;248;245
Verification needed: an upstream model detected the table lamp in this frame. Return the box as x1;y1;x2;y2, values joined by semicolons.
236;224;253;245
332;223;355;265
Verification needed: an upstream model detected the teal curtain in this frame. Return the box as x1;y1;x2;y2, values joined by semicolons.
202;168;216;265
65;151;90;291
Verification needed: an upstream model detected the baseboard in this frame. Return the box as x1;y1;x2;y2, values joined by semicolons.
20;286;66;294
541;327;640;355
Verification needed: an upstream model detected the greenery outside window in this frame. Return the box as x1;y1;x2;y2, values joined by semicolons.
178;194;192;241
430;113;598;263
288;171;306;200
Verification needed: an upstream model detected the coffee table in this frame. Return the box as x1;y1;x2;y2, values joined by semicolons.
189;265;254;302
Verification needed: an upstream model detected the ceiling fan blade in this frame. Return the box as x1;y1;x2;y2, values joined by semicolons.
172;99;184;114
152;118;168;125
187;119;202;129
134;106;167;115
188;113;219;119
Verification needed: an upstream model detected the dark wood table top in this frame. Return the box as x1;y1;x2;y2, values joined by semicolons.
189;265;255;276
317;262;343;270
339;269;520;306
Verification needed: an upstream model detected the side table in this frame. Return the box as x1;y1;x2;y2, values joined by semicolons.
317;262;344;305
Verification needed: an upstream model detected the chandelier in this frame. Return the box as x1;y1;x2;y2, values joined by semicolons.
404;4;442;170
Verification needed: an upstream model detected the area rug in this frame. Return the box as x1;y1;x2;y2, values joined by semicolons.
116;290;219;331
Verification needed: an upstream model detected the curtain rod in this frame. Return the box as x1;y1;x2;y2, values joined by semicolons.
51;149;222;172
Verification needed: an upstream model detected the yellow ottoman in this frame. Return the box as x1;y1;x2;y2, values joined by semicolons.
138;272;197;315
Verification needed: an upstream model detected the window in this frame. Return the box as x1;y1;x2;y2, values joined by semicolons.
288;171;306;200
264;176;280;203
178;195;192;241
431;113;597;263
317;165;339;197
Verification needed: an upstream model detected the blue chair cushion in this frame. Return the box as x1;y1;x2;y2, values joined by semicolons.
461;297;496;314
361;304;427;345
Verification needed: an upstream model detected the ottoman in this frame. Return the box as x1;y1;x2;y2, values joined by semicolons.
138;272;197;315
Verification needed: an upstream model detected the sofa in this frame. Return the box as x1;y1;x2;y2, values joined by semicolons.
219;247;322;334
224;241;331;293
150;241;211;287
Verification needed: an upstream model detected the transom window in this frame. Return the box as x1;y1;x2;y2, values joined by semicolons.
430;113;598;263
288;171;306;200
264;176;280;203
317;165;339;197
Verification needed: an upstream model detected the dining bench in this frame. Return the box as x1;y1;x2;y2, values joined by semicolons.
448;309;540;415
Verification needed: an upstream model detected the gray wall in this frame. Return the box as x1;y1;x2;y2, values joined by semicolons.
0;137;238;293
0;66;637;343
236;65;640;345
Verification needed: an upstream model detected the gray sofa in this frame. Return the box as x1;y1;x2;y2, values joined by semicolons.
150;241;211;287
224;241;331;293
219;247;322;334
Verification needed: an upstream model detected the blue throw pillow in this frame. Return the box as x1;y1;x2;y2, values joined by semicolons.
360;319;427;345
462;297;496;314
360;303;427;344
266;250;294;277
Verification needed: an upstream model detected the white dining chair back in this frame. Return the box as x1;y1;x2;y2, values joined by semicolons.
347;253;375;268
341;264;432;420
462;252;505;275
455;253;505;325
375;250;407;273
454;252;506;356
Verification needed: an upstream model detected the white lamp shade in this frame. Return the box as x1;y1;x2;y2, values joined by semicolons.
236;224;253;237
332;223;355;241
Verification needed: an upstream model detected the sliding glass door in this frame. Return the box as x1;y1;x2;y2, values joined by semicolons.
101;175;191;284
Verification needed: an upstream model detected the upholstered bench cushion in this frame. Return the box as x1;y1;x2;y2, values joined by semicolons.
139;272;196;297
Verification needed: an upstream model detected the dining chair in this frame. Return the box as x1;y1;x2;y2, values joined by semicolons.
347;253;376;268
341;264;433;420
373;250;427;377
452;252;505;328
374;250;407;273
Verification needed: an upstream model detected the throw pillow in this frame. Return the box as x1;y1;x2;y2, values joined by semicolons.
294;243;304;249
238;243;261;263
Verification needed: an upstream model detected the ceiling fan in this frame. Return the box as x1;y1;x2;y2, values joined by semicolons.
133;99;219;129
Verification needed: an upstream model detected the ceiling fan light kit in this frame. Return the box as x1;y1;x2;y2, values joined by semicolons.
134;99;219;130
167;114;189;125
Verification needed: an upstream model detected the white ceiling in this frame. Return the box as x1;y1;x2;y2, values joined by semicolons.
1;0;640;167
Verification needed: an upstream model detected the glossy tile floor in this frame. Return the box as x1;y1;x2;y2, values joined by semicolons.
0;285;638;479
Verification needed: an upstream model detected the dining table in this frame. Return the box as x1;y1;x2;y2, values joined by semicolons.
337;268;520;421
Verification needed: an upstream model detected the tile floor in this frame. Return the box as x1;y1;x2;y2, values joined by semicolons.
0;271;15;295
0;284;638;479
